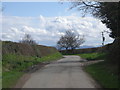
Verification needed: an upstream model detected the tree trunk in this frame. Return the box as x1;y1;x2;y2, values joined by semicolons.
65;48;68;54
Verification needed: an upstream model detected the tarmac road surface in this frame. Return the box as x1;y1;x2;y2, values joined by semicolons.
22;55;100;88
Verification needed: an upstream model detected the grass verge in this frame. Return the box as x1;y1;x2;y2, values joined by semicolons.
84;61;118;88
79;52;118;88
36;52;62;62
2;52;62;88
2;71;24;88
77;52;106;60
0;61;2;89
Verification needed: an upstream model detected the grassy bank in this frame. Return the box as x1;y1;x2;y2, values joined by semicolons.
78;53;118;88
2;71;24;88
84;62;118;88
0;61;2;89
2;52;62;88
77;52;106;60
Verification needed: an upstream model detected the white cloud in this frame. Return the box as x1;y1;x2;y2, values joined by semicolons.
1;15;114;46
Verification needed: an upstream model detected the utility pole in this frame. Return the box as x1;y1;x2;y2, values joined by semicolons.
101;30;110;46
102;31;105;46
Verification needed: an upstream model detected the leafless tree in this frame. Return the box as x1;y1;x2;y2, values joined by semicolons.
20;34;37;45
57;30;85;52
69;2;100;17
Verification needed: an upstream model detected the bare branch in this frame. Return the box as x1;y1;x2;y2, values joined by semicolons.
20;34;37;45
57;30;85;51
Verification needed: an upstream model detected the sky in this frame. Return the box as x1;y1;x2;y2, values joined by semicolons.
1;2;114;47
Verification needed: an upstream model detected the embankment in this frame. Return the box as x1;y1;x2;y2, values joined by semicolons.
2;41;58;57
2;41;62;88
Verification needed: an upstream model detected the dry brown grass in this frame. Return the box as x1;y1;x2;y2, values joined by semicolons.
2;41;58;57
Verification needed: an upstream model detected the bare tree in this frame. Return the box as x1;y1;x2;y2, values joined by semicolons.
70;2;119;38
57;30;85;52
57;35;69;51
20;34;37;45
69;2;100;17
69;1;120;63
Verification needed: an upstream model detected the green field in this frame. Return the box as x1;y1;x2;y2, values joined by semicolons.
77;52;106;60
2;52;62;88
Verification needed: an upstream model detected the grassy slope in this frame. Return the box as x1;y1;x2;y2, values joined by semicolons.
2;52;62;88
2;71;24;88
84;62;118;88
77;52;106;60
78;52;118;88
0;61;2;89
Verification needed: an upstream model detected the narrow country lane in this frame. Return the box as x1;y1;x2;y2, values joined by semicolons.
22;55;100;88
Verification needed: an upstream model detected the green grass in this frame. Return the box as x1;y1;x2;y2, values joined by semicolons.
2;52;62;72
2;71;24;88
0;61;2;89
78;52;118;88
77;53;106;60
3;54;37;72
36;52;62;62
84;61;118;88
2;52;62;88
